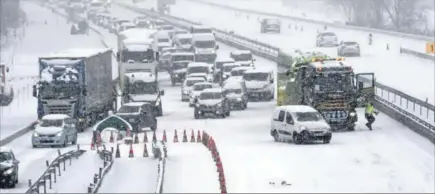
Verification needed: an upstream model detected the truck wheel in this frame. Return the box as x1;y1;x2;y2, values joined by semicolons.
323;136;331;144
273;130;280;142
346;126;355;131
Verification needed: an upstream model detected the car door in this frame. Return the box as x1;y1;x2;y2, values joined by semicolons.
276;110;286;134
355;73;375;105
10;151;19;172
284;111;295;135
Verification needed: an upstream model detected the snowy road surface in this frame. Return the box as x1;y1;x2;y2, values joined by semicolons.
110;3;434;193
162;0;435;104
0;1;109;139
164;143;220;193
98;143;158;193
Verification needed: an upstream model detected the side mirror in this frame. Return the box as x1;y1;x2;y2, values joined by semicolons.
14;160;19;165
82;88;87;96
289;120;294;125
285;70;290;76
270;79;274;84
116;52;120;61
32;85;37;97
358;81;364;90
215;45;219;50
160;90;165;96
155;52;160;61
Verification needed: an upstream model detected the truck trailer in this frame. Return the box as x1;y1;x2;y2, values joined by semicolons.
33;48;115;131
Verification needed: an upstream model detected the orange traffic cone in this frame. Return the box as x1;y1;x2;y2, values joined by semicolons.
208;136;214;150
152;131;157;142
109;131;114;143
173;129;179;142
196;130;201;143
162;130;167;142
143;143;148;157
190;129;195;142
143;132;148;143
115;144;120;158
134;133;139;144
182;129;188;142
128;144;134;158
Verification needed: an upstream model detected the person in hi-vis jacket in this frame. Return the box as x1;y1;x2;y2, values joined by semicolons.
365;101;379;130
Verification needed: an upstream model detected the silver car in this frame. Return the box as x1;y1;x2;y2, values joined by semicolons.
32;114;78;148
337;41;361;56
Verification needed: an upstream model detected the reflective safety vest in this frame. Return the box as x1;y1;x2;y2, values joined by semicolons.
365;104;374;114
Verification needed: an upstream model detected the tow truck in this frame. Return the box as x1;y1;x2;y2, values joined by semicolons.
284;57;376;131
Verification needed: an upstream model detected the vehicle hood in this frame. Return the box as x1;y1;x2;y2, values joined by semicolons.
0;161;13;170
179;44;191;49
198;99;222;106
129;94;158;103
246;81;268;89
174;68;187;74
321;36;337;42
237;61;252;66
191;90;201;97
195;48;216;54
188;72;208;77
158;42;172;47
35;126;63;135
183;86;193;92
343;45;359;50
298;121;330;131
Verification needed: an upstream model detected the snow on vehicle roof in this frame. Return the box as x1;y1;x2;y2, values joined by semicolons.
191;25;212;29
223;80;242;90
120;29;157;38
123;37;153;45
172;52;194;56
125;72;156;83
277;105;318;113
231;50;251;55
188;62;209;67
201;88;222;94
223;62;240;67
231;66;252;72
123;102;148;107
154;31;170;38
121;22;135;27
43;48;111;58
215;56;234;62
244;68;272;74
42;114;69;120
185;77;206;81
310;60;351;68
192;33;215;41
175;33;192;39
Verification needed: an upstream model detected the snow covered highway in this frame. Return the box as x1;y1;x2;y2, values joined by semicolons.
0;0;434;193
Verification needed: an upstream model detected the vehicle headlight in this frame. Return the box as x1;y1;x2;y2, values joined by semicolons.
195;103;200;107
299;126;307;131
33;132;39;137
217;104;222;107
223;74;228;78
237;97;242;101
175;74;179;77
349;112;356;117
183;90;188;94
56;131;63;137
79;118;85;122
3;168;14;175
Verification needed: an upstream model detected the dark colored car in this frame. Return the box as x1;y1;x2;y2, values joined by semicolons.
116;102;158;132
0;149;19;188
194;88;231;119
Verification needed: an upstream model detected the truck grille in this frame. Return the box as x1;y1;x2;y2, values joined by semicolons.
44;104;73;116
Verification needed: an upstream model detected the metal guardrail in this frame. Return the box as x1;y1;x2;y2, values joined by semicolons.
187;0;435;42
25;148;86;193
116;2;435;143
400;47;435;61
87;146;114;194
153;141;167;194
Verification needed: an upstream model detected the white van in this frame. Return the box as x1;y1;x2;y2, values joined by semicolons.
153;31;172;52
186;62;213;82
270;105;332;144
174;34;193;51
192;34;219;64
243;68;274;101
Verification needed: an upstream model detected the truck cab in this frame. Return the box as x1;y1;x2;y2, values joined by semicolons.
122;72;165;117
169;52;195;86
284;57;375;131
230;50;255;67
153;31;172;52
0;63;13;106
192;33;218;65
173;34;193;51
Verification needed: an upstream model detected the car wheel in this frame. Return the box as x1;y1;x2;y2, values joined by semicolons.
293;132;302;144
273;130;280;142
226;109;230;116
323;136;331;144
151;124;157;131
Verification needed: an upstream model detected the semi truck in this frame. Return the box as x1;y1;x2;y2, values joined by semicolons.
32;48;115;131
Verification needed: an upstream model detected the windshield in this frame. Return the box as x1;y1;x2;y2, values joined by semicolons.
224;88;242;94
186;79;204;87
179;38;191;45
193;84;212;91
192;28;212;34
231;69;245;76
118;106;140;113
243;72;268;81
158;38;170;43
224;65;238;72
188;66;209;74
266;19;279;24
173;55;194;62
121;50;154;62
173;62;188;70
128;81;157;94
295;112;323;122
232;53;252;61
314;73;353;92
0;152;13;162
194;41;215;48
200;92;222;100
344;42;358;46
40;119;63;127
322;32;336;37
39;84;80;99
195;54;216;63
